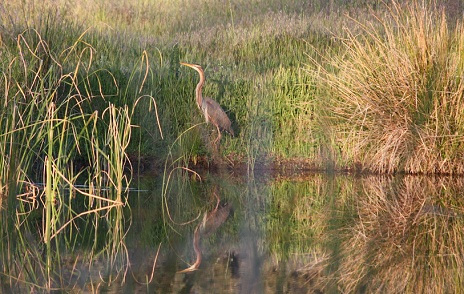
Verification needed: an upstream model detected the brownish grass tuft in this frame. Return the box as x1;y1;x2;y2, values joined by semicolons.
315;0;464;174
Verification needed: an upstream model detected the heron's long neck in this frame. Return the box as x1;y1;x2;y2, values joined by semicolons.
195;70;205;109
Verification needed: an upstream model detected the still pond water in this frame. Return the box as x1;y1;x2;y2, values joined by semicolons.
100;169;464;293
4;169;464;293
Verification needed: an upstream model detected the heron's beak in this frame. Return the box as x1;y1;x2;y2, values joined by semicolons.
180;62;196;68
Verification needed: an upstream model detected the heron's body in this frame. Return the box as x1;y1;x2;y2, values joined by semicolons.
180;62;234;145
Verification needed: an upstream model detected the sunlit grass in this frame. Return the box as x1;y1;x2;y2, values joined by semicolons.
2;0;464;174
0;27;161;290
314;0;464;173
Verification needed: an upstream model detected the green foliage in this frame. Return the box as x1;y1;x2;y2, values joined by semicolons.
0;25;158;289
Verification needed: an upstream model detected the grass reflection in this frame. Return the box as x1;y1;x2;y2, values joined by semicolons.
261;174;464;293
331;176;464;293
5;167;463;292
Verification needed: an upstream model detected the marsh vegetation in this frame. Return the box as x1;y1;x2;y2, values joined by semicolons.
0;0;463;292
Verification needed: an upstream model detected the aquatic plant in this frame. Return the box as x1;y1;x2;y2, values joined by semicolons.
0;27;161;290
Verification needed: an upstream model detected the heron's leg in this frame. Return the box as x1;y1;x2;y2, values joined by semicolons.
212;124;222;147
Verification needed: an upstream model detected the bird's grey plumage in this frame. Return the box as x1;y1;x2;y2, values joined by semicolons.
203;97;234;136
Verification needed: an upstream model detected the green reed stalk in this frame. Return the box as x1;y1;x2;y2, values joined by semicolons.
44;103;54;281
102;104;130;280
97;51;161;278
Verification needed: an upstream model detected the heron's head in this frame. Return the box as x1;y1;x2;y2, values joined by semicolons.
180;62;203;73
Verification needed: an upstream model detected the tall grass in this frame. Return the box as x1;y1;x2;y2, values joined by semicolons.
0;25;160;289
315;0;464;174
2;0;464;174
1;0;346;169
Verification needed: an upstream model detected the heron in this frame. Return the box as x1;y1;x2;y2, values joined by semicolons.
180;62;234;146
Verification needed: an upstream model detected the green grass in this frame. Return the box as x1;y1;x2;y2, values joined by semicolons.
0;27;150;290
4;0;460;174
0;0;347;169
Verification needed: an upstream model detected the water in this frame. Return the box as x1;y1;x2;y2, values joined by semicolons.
3;170;464;293
104;171;464;293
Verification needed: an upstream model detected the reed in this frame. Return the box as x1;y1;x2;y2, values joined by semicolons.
0;24;161;289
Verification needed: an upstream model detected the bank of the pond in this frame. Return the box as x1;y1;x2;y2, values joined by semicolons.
131;150;464;178
131;153;365;178
2;1;464;178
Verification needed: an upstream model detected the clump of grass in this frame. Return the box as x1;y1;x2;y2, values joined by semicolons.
271;66;320;160
315;0;464;174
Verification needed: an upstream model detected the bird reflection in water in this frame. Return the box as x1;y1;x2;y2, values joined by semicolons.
177;192;232;273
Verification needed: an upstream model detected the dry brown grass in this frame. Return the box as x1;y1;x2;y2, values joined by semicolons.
315;0;464;174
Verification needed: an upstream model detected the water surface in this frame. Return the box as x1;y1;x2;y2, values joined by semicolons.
2;170;464;293
101;171;464;293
